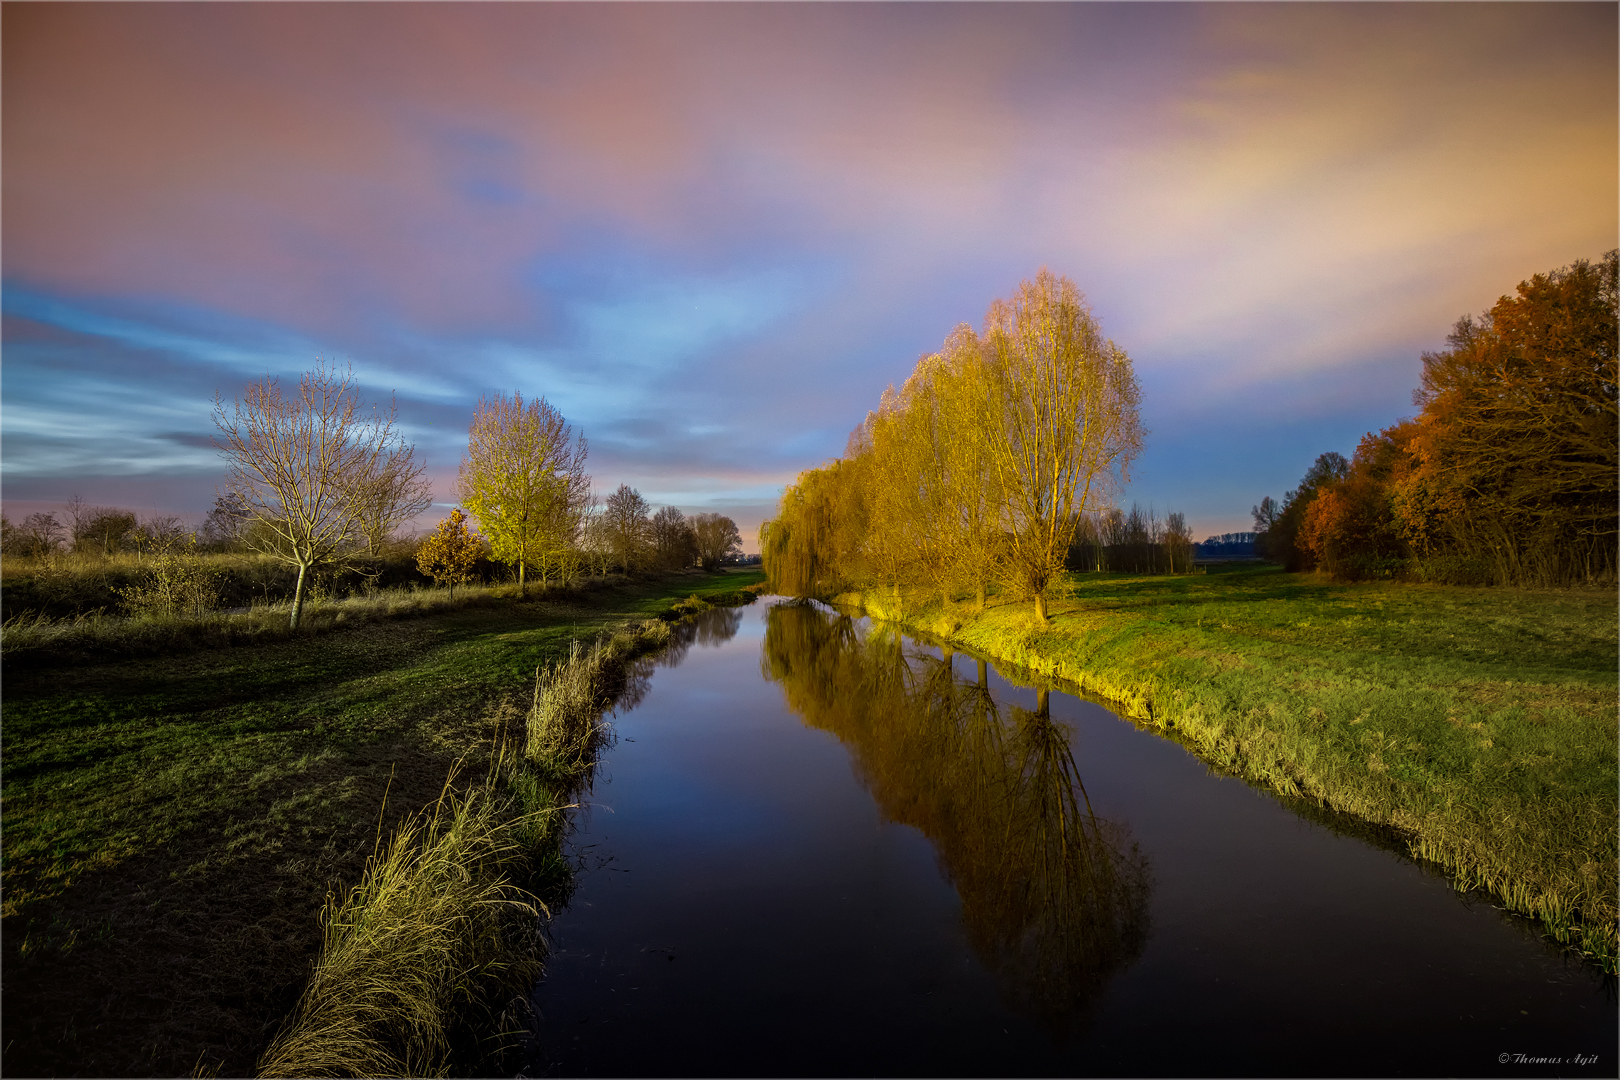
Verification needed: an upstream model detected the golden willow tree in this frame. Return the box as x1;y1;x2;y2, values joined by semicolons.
979;271;1143;620
764;270;1143;623
458;393;590;595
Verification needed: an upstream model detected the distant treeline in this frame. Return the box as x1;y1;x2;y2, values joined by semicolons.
1192;532;1258;560
1064;505;1198;574
1255;251;1617;586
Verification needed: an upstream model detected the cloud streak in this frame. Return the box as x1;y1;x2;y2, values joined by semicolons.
3;3;1613;544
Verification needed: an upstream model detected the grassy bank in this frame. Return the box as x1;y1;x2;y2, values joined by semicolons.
257;618;676;1077
838;565;1618;970
0;568;762;1077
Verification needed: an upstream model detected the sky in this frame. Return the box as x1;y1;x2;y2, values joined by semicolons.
3;3;1615;551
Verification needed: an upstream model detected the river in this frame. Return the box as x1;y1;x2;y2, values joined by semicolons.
520;599;1614;1078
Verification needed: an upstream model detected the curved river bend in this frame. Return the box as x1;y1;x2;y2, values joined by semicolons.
521;601;1614;1078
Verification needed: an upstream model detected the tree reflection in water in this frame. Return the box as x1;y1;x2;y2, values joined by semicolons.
762;601;1151;1032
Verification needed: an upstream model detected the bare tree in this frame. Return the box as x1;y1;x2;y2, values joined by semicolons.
63;495;89;546
354;452;431;556
579;499;615;577
650;505;697;571
200;493;253;551
130;514;188;559
602;485;652;572
1163;511;1194;574
691;512;742;571
11;512;64;558
213;361;428;628
77;506;138;556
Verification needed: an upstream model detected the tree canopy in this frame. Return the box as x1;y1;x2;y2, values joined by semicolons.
1255;250;1618;585
763;269;1145;622
415;508;484;596
691;512;743;571
458;392;590;594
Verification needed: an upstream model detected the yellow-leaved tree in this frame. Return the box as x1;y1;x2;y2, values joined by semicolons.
980;270;1143;622
763;270;1142;622
415;509;484;597
458;393;590;596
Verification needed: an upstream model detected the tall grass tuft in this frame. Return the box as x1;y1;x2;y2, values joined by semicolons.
526;621;672;771
256;760;548;1079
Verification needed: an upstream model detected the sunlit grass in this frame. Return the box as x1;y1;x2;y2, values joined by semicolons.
526;621;671;772
850;566;1619;970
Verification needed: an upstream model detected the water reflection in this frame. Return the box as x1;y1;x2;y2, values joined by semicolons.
615;605;748;715
762;602;1151;1031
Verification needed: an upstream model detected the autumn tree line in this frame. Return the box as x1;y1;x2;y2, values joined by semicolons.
2;365;742;628
1254;251;1618;587
762;270;1153;624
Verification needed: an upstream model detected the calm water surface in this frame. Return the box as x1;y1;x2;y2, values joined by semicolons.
521;601;1615;1078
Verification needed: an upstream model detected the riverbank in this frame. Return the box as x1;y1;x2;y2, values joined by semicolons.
0;568;764;1077
833;565;1618;970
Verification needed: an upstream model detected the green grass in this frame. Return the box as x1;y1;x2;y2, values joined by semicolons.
844;565;1619;970
0;568;763;1077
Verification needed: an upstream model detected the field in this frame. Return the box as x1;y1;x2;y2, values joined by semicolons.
844;564;1620;970
0;568;764;1077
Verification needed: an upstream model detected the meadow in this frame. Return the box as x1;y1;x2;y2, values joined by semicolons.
0;568;764;1077
843;564;1619;971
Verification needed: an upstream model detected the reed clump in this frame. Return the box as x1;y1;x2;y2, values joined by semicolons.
526;621;672;771
256;760;549;1079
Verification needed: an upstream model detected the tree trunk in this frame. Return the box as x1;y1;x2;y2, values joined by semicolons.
290;562;309;630
1036;687;1049;716
519;560;527;598
977;659;987;689
976;579;986;611
1034;591;1048;624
